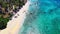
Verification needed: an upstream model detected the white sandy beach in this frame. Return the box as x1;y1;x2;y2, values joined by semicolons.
0;1;30;34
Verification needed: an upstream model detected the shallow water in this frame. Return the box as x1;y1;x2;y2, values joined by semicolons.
19;0;60;34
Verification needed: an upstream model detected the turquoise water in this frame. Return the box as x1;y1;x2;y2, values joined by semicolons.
19;0;60;34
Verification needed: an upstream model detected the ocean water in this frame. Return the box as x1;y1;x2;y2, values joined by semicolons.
19;0;60;34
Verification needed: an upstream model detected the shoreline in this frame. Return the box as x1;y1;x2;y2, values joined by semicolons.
0;1;30;34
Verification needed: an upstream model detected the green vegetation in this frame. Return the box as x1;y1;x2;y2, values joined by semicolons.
0;0;25;8
0;16;9;30
0;0;26;30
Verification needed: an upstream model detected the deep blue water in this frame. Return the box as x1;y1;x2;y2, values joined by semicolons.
19;0;60;34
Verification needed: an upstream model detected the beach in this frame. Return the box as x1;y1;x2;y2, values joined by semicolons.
0;1;30;34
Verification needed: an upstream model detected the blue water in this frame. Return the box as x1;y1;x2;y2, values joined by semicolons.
19;0;60;34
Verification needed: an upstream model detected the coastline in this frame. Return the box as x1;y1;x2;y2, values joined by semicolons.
0;1;30;34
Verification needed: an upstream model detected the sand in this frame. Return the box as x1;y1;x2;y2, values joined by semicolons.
0;1;30;34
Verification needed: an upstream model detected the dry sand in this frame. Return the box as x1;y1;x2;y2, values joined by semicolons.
0;1;30;34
